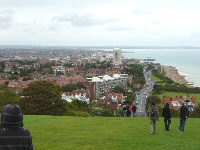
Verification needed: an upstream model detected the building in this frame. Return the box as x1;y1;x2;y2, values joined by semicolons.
84;74;128;99
61;89;90;104
113;48;121;66
52;66;66;75
162;96;197;111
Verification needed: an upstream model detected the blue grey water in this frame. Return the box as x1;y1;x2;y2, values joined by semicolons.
122;49;200;87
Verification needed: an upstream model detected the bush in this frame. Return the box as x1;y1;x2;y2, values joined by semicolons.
117;108;123;117
90;109;114;117
90;109;104;116
64;109;89;117
191;103;200;118
101;109;114;117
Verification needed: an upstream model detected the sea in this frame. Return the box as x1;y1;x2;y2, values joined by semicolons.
121;49;200;87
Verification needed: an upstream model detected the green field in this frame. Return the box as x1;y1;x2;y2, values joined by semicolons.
157;92;200;103
24;116;200;150
151;75;165;86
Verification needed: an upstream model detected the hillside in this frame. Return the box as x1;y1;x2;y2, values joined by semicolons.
24;116;200;150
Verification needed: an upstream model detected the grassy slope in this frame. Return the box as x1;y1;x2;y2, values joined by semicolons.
151;74;200;103
24;116;200;150
151;75;165;86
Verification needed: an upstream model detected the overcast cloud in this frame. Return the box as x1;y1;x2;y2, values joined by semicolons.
52;14;117;27
0;10;14;29
0;0;200;46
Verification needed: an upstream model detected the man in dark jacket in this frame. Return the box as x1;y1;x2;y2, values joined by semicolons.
179;102;189;132
0;104;34;150
132;104;137;117
162;103;171;131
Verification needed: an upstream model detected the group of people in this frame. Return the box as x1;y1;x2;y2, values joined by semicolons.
123;104;137;117
147;101;189;135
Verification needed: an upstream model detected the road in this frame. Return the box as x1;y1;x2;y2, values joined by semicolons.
136;68;154;117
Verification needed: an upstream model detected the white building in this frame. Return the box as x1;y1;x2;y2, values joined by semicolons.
113;48;122;66
87;74;128;99
61;93;90;104
53;66;66;75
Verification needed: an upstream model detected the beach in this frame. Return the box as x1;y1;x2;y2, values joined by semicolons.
163;65;192;87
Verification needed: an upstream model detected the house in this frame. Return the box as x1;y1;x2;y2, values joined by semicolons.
162;96;197;111
61;89;90;104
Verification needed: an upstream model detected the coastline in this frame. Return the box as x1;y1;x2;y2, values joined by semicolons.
162;65;192;87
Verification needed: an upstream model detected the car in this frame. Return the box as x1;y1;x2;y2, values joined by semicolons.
144;92;147;95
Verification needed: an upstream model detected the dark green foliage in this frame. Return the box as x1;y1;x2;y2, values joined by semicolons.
90;109;104;116
101;109;114;117
0;84;19;111
11;60;36;65
63;99;90;117
113;86;126;94
191;103;200;118
90;108;113;117
19;80;66;115
8;75;18;80
117;108;123;116
133;78;145;85
153;83;200;94
22;76;32;81
146;95;161;111
123;64;144;79
124;92;136;105
122;64;145;87
61;83;86;92
55;71;64;76
68;99;89;112
0;61;5;73
152;69;200;94
146;64;154;71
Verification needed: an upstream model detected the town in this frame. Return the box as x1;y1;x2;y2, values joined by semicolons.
0;47;199;117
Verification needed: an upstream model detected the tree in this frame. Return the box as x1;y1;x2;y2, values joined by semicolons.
0;84;19;111
146;95;161;111
113;86;126;94
124;92;136;105
19;80;66;115
61;83;86;92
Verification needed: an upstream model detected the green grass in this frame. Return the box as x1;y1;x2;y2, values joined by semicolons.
23;116;200;150
157;92;200;103
151;75;165;86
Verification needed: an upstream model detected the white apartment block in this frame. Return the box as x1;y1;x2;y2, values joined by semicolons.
87;74;128;99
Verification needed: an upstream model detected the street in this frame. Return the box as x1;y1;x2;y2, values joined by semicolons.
136;67;154;117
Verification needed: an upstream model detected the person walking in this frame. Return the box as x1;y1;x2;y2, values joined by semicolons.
126;105;130;117
179;102;189;132
147;101;159;135
162;103;171;131
132;104;137;117
123;105;127;117
0;104;34;150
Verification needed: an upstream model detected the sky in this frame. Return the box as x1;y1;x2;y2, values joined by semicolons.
0;0;200;46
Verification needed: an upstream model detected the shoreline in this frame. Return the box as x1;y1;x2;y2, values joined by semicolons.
162;65;192;88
